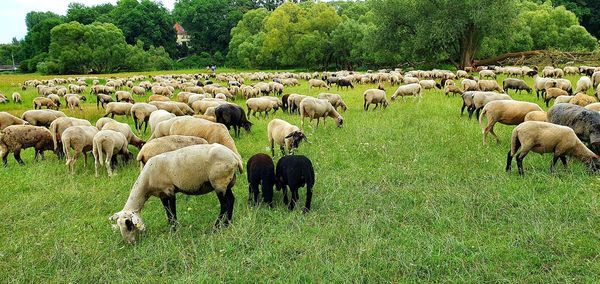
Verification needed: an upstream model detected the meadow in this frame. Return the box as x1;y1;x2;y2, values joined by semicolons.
0;70;599;282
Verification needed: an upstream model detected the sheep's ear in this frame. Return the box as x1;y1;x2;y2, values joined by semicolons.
109;212;121;221
285;132;295;139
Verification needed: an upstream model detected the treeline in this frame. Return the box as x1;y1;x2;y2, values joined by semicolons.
0;0;597;74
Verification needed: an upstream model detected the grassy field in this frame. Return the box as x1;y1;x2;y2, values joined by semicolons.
1;70;599;282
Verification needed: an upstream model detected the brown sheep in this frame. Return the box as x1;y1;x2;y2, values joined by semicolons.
0;125;54;166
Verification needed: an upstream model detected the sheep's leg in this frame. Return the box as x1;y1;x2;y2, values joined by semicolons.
143;120;148;134
505;150;513;172
288;187;299;211
215;191;228;229
488;123;500;144
1;151;8;167
280;144;286;156
224;187;234;224
373;103;378;110
461;103;466;116
303;185;313;213
550;155;560;173
468;106;475;119
14;150;24;165
363;100;367;111
262;179;273;208
560;155;568;168
250;183;259;206
34;150;39;161
160;195;177;228
270;139;275;157
516;151;529;176
282;185;289;205
83;152;87;167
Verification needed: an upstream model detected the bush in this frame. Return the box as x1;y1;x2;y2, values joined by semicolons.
36;60;61;75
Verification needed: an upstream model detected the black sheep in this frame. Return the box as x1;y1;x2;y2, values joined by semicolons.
275;155;315;213
215;104;252;138
246;153;275;207
281;94;290;113
336;78;354;90
548;104;600;154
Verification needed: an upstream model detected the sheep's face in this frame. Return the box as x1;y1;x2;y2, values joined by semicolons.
242;121;253;133
285;131;307;150
336;117;344;128
110;211;145;244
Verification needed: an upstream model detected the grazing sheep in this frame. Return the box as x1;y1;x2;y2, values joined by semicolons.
191;98;227;115
391;83;423;102
246;97;279;118
0;112;28;130
524;111;548;122
308;79;329;90
461;79;479;92
502;78;532;95
544;88;569;107
151;86;173;97
97;94;114;109
109;144;242;243
275;155;315;213
50;117;92;159
61;125;99;173
116;91;135;103
169;118;239;156
136;135;207;169
472;92;512;119
576;76;592;94
149;101;186;116
477;80;503;92
0;125;54;166
585;103;600;112
131;86;146;96
21;110;65;127
267;119;307;156
506;121;599;175
569;93;597;107
104;102;133;118
299;97;343;129
65;94;85;111
336;78;354;90
149;116;194;140
479;70;496;79
281;94;290;113
92;130;132;177
554;95;575;105
101;120;145;149
33;97;58;110
12;92;21;104
479;100;542;145
363;89;389;111
47;94;61;108
148;94;170;102
444;84;463;97
131;103;158;133
247;153;276;207
555;79;573;95
548;104;600;148
460;91;476;118
419;80;438;90
288;94;309;114
215;104;252;138
317;93;347;112
148;110;176;137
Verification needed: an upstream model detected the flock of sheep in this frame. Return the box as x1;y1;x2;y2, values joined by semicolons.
1;64;600;243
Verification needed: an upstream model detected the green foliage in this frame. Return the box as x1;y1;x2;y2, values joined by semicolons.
551;0;600;39
174;0;256;55
109;0;177;57
20;12;64;59
39;22;172;74
65;2;115;25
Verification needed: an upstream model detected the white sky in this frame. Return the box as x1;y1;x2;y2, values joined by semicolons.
0;0;176;44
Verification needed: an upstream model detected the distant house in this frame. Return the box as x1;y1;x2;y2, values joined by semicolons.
174;23;190;46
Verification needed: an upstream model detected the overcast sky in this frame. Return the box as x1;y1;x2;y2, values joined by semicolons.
0;0;176;44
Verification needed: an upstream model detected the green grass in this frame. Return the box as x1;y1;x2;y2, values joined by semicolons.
1;71;600;282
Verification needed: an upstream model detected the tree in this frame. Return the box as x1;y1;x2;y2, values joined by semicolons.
371;0;520;68
65;2;114;25
174;0;256;55
109;0;177;57
551;0;600;39
227;8;271;67
21;12;64;59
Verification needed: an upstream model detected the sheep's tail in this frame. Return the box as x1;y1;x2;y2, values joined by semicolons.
96;139;104;166
510;128;521;156
50;122;59;151
478;106;487;129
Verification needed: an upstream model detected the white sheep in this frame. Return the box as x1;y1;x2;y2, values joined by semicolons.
246;97;279;118
104;102;133;118
506;121;599;175
148;109;176;137
576;76;592;94
299;97;343;129
554;95;575;105
363;89;388;111
109;143;242;243
479;100;542;145
92;129;131;177
61;125;99;173
267;118;307;156
308;79;329;90
21;110;65;127
317;93;347;112
136;135;207;169
12;92;21;104
0;112;28;130
477;80;503;92
391;83;423;102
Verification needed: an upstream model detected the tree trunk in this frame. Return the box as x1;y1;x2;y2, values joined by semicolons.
459;23;476;70
473;50;546;66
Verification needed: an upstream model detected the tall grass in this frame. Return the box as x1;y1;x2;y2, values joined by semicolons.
0;71;599;282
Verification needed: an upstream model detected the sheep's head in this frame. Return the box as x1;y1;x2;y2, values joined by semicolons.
242;120;253;133
382;100;389;109
80;96;87;101
285;131;307;150
110;211;145;244
336;116;344;128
